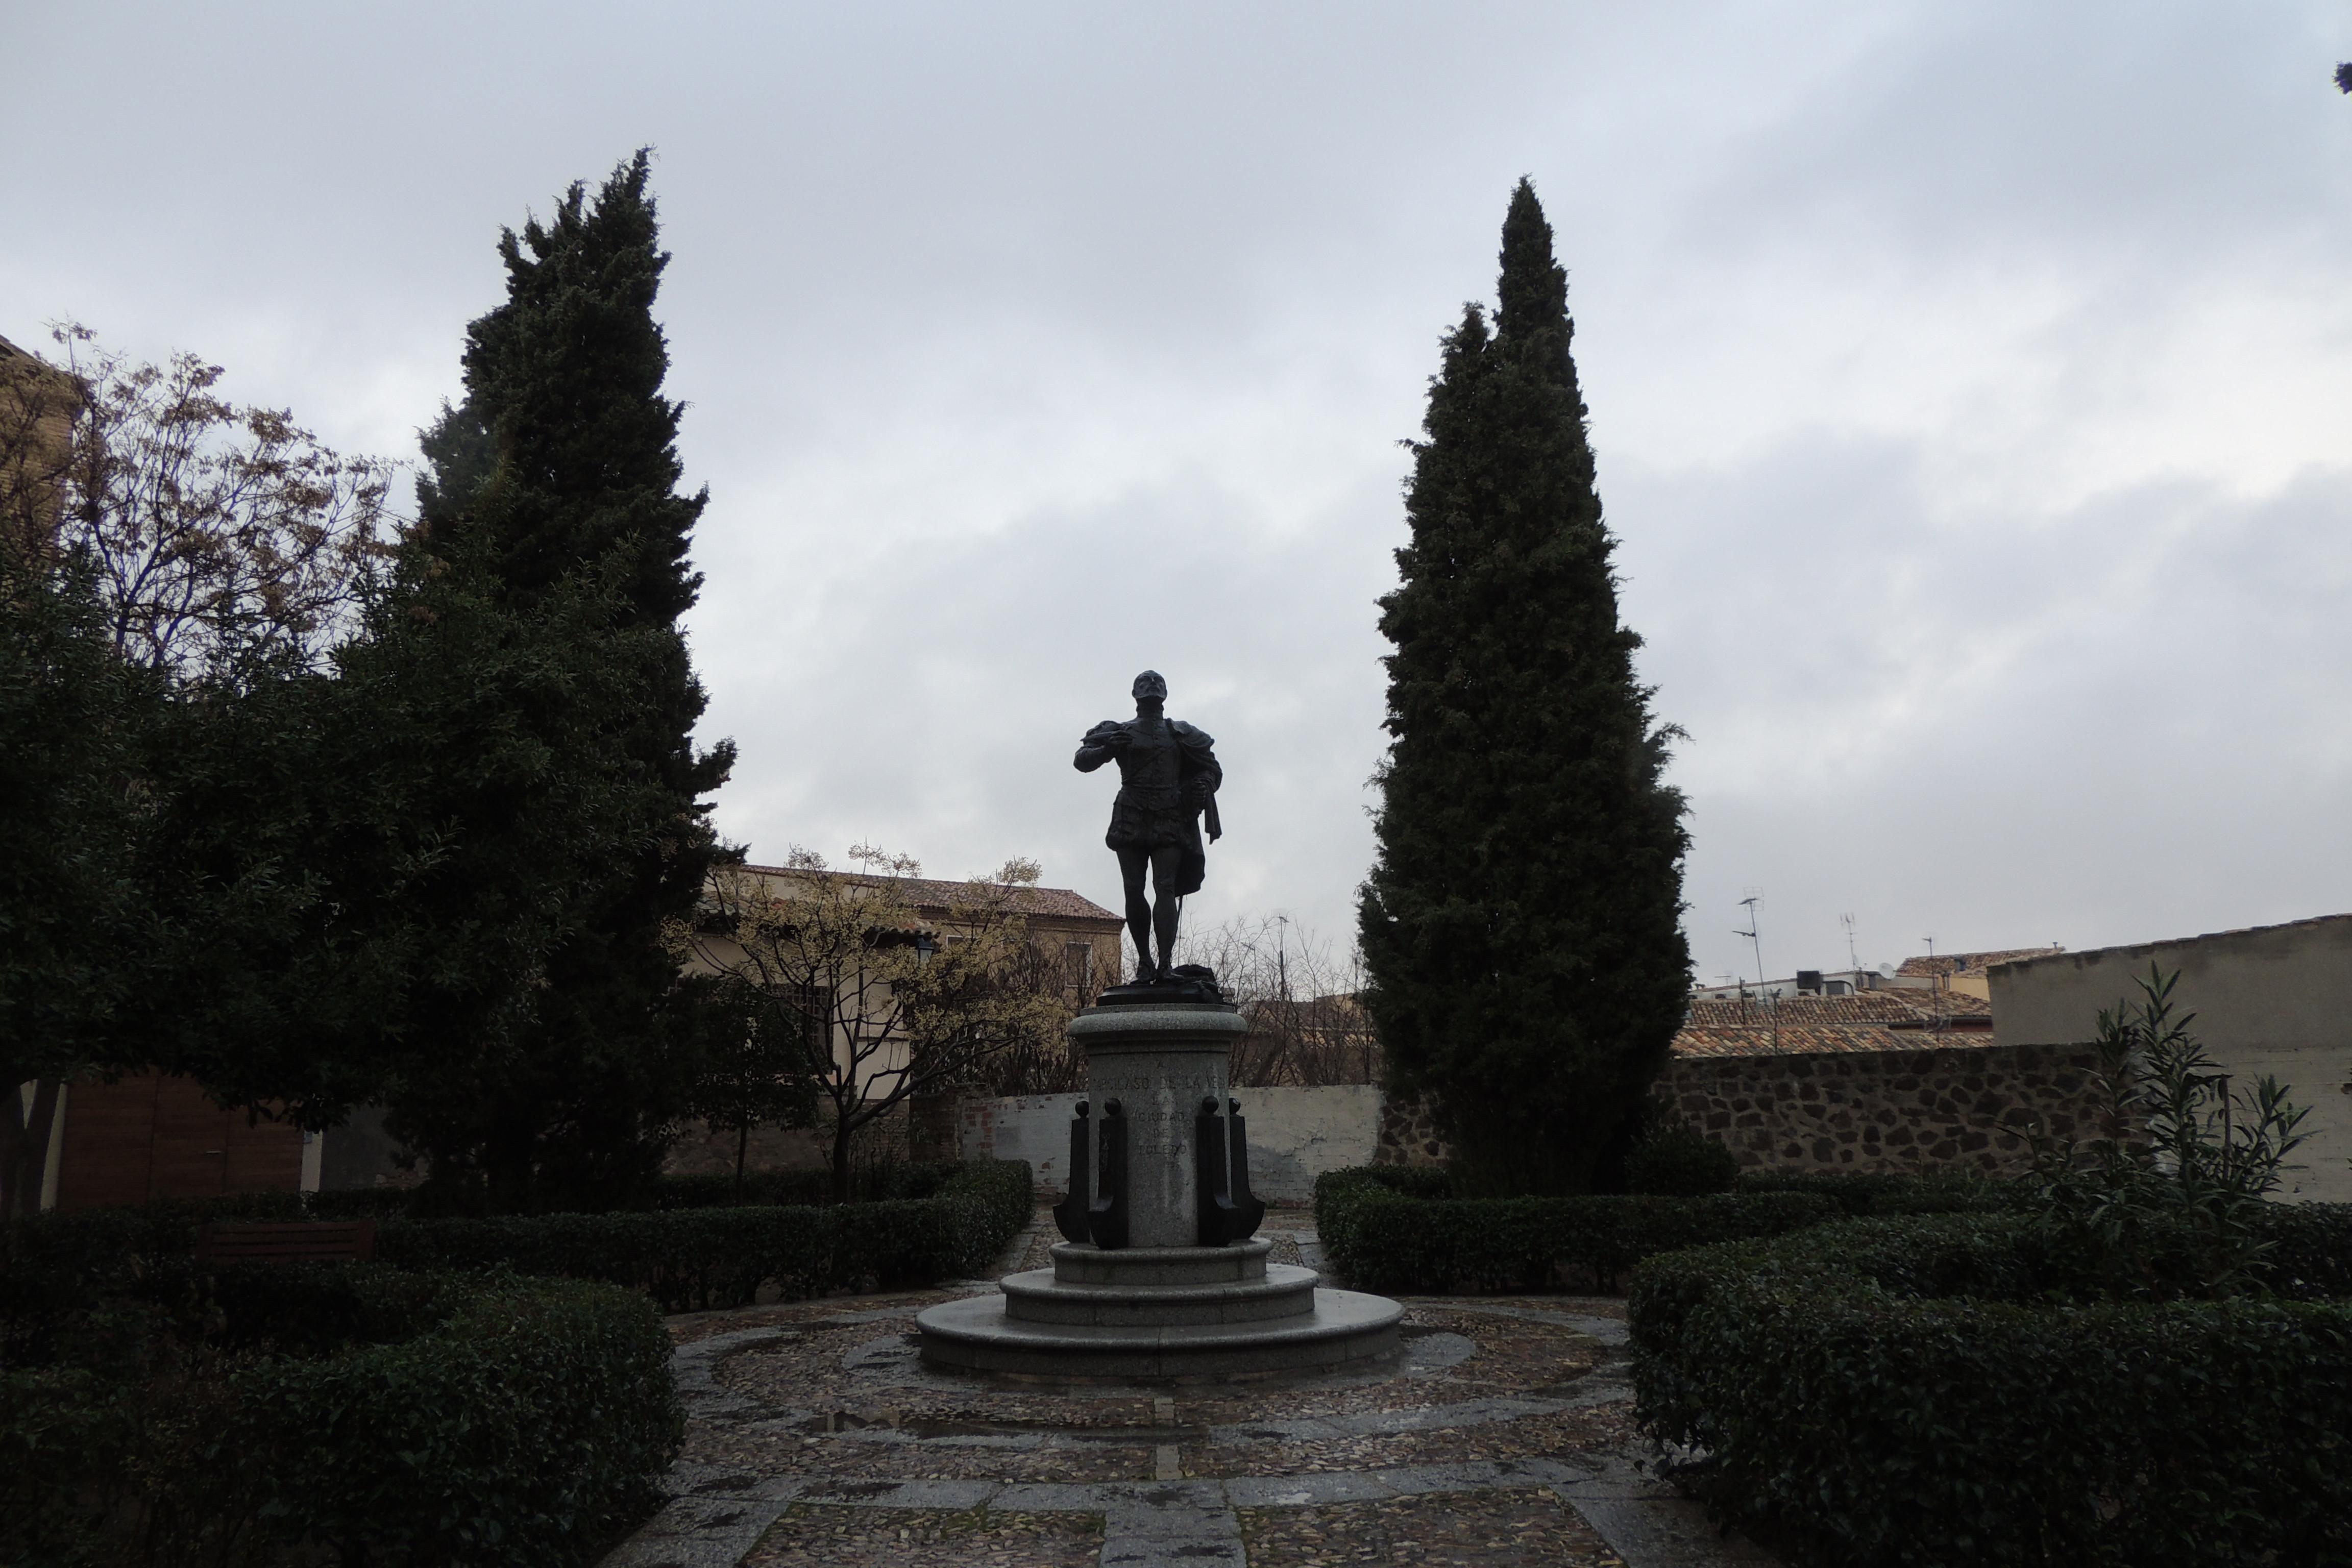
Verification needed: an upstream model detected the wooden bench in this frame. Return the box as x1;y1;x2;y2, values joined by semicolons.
193;1219;377;1264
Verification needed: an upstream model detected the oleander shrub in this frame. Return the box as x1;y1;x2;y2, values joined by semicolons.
1312;1166;1836;1292
2010;964;2314;1300
1630;1207;2352;1567
1;1262;679;1568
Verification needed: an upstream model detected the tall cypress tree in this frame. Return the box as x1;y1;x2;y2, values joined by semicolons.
1358;180;1690;1195
382;152;737;1210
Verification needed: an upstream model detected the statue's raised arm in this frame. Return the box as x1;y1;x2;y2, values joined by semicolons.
1074;720;1127;773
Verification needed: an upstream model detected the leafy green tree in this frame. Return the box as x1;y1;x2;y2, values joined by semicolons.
1358;179;1690;1195
682;987;817;1199
0;545;154;1216
377;152;737;1211
127;646;400;1126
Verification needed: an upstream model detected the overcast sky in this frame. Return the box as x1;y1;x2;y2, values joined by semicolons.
7;2;2350;986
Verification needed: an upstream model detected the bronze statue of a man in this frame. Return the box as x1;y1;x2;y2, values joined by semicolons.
1074;671;1222;985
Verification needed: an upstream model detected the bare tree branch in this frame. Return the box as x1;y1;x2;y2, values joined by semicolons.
1183;914;1377;1087
680;847;1074;1198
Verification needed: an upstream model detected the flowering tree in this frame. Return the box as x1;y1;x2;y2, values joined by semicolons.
31;324;394;674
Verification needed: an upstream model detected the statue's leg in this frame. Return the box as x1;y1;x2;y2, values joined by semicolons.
1117;848;1155;981
1148;843;1184;975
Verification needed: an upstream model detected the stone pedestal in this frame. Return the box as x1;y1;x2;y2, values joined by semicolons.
917;999;1402;1381
1065;1001;1245;1247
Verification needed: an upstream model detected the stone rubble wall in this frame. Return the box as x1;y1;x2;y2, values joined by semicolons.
1372;1042;2106;1177
1662;1041;2102;1174
1373;1094;1449;1168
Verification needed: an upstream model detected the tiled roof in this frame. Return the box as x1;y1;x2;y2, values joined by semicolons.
1895;947;2062;978
1673;1024;2010;1060
1675;988;1994;1058
1683;992;1989;1028
733;864;1120;924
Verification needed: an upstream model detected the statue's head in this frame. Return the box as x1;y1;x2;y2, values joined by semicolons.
1132;670;1167;705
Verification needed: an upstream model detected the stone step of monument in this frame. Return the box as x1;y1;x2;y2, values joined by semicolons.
1051;1238;1272;1287
916;1287;1404;1381
1001;1264;1320;1327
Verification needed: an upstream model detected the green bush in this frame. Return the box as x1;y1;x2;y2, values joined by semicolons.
378;1158;1034;1311
1623;1124;1738;1196
1630;1208;2352;1566
1312;1166;1836;1292
1;1264;678;1568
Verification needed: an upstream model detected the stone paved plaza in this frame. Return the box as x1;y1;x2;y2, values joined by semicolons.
601;1213;1780;1568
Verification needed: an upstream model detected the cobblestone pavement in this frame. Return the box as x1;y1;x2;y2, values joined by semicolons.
603;1214;1780;1568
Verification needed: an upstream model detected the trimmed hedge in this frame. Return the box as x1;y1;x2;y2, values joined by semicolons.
377;1158;1034;1311
649;1161;966;1210
1312;1166;1837;1292
3;1159;1035;1317
235;1271;678;1564
3;1263;679;1567
1630;1207;2352;1566
1732;1168;2025;1216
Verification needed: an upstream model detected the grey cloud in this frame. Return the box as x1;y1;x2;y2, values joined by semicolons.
6;1;2347;992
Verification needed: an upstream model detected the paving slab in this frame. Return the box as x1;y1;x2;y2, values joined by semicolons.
1100;1489;1245;1568
1565;1458;1782;1568
601;1496;795;1568
602;1287;1778;1568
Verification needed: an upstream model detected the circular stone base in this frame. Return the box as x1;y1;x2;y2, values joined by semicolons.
916;1286;1404;1382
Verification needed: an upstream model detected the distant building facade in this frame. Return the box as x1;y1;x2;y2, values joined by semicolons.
1894;947;2064;1000
1694;946;2063;1002
667;863;1124;1179
0;330;82;558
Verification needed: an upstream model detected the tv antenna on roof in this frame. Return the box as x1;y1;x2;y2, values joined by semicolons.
1735;892;1766;992
1841;913;1859;970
